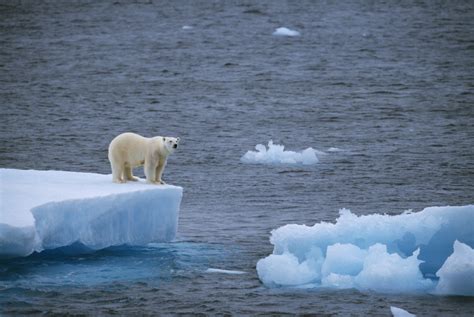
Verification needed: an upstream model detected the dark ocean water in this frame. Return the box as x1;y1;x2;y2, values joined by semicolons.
1;0;474;315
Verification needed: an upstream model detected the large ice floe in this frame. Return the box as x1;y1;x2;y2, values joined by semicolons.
0;169;182;258
241;140;322;165
257;205;474;296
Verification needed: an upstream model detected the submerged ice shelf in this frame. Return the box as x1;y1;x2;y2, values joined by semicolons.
0;169;183;258
257;205;474;296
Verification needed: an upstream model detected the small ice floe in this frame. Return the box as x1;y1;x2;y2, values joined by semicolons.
182;25;193;30
327;147;344;152
241;140;321;165
273;27;300;37
256;205;474;295
390;306;416;317
205;268;247;275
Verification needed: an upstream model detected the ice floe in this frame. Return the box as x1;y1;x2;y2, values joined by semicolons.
257;205;474;295
0;169;182;258
205;268;247;275
241;140;322;165
273;27;300;37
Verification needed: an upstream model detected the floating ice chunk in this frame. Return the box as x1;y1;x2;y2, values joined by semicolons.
390;306;416;317
241;140;320;165
205;268;247;275
257;251;321;286
435;240;474;296
0;169;182;258
354;245;433;293
320;244;433;292
257;205;474;295
327;147;344;152
322;273;355;289
273;27;300;37
321;243;366;278
182;25;193;30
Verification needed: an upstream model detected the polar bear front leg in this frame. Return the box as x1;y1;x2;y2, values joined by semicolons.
144;159;159;184
155;158;167;184
111;161;125;183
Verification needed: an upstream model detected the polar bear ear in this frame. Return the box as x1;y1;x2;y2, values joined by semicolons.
177;137;180;142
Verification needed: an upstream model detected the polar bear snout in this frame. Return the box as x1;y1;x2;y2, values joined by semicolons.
162;136;180;154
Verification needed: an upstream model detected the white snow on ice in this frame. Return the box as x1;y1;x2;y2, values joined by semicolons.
257;205;474;296
241;140;322;165
273;27;300;37
0;169;183;258
390;306;416;317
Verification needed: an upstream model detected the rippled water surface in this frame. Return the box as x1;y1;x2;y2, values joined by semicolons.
1;0;474;315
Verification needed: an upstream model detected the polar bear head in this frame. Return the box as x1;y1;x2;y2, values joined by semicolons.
162;137;180;154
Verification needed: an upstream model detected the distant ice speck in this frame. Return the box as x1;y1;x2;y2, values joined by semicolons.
241;140;321;165
273;27;300;37
390;306;416;317
182;25;193;30
327;147;344;152
205;268;247;275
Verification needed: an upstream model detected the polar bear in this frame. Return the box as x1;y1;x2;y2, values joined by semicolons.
108;132;180;184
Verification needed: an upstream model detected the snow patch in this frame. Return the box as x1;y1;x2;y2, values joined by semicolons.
0;169;183;258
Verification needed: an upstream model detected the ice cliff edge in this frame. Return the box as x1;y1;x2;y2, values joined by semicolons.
0;169;183;258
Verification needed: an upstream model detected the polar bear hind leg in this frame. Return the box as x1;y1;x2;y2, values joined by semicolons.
125;166;139;181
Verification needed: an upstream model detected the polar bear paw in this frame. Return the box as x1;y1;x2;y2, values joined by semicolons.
147;180;165;185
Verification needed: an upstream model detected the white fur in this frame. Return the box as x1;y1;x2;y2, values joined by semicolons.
108;132;180;184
